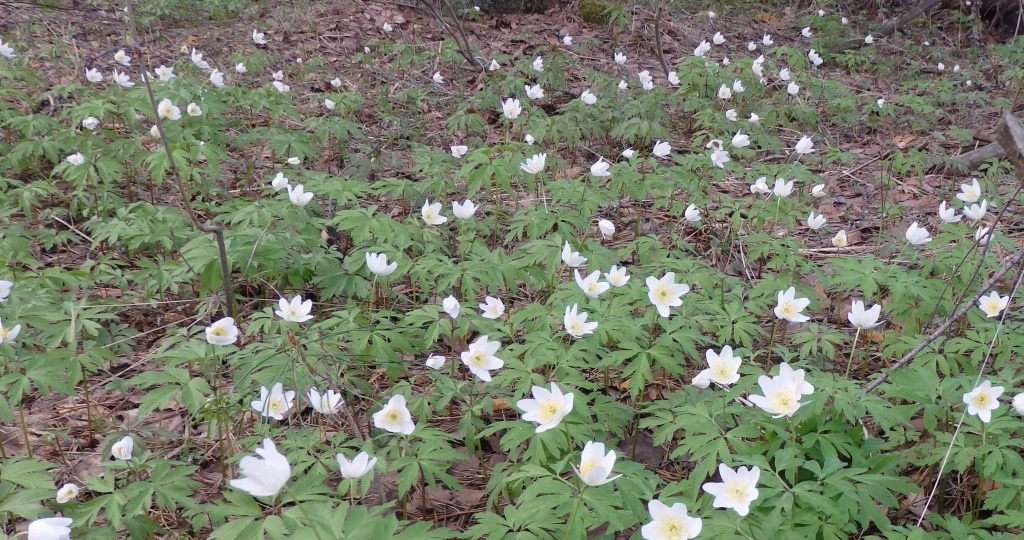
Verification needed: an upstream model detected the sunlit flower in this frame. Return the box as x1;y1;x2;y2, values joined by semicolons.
864;35;875;44
621;148;635;159
111;435;134;460
794;136;814;154
963;380;1003;423
0;316;20;345
154;65;174;81
1013;393;1024;415
618;80;628;90
832;229;848;247
564;304;598;339
205;317;238;345
0;39;16;59
561;241;587;267
711;31;725;45
726;109;737;121
668;71;680;85
963;200;988;221
336;451;377;479
747;41;757;52
426;354;445;370
236;62;248;73
365;252;397;276
638;70;653;88
286;184;313;206
27;517;73;540
525;84;544;100
251;383;295;420
694;40;711;57
442;295;460;318
275;295;313;323
421;199;447;225
157;98;181;120
191;48;211;70
532;56;544;72
692;345;742;388
710;148;730;168
640;500;702;540
114;49;131;66
382;22;394;32
802;27;813;38
229;438;290;497
779;68;791;81
957;178;981;203
653;140;672;158
112;69;133;88
762;34;773;46
905;222;931;245
307;387;343;414
702;463;760;516
518;382;574;433
580;89;597;105
432;71;444;84
774;287;810;323
324;98;336;110
787;81;800;95
811;184;826;197
848;300;882;329
524;133;536;145
575;269;610;298
270;172;289;191
521;153;546;174
66;152;86;166
750;177;769;195
574;441;621;486
489;59;500;70
452;199;477;219
598;219;615;238
272;80;289;93
732;79;745;93
937;62;945;71
55;483;79;504
373;394;415;434
84;67;103;83
591;158;611;177
773;178;794;198
717;84;732;100
807;212;826;230
808;49;823;66
210;69;226;88
605;265;630;287
451;145;468;158
330;77;342;87
684;204;701;223
978;290;1009;318
480;296;505;319
150;125;161;138
975;226;991;245
646;272;690;318
749;364;809;418
187;103;202;117
460;335;503;382
731;132;750;148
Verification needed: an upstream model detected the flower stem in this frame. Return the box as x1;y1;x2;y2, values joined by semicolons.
845;328;862;378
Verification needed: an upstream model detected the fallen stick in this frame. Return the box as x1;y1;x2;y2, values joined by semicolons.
829;0;947;54
948;142;1005;172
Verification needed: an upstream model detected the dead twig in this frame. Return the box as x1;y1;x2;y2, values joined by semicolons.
653;7;670;78
828;0;948;54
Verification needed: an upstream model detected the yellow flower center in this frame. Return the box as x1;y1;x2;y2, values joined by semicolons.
538;402;559;422
211;327;225;336
579;459;597;476
268;396;286;414
469;351;486;367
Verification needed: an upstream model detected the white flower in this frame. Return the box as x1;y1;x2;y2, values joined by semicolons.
732;79;745;93
774;287;810;323
111;435;134;460
605;265;630;287
442;295;460;318
731;132;750;148
251;383;295;420
694;40;712;57
271;172;289;191
479;296;505;319
591;159;611;177
621;148;635;159
692;345;742;388
963;200;988;221
365;252;397;276
807;212;826;230
937;62;945;71
640;500;702;540
0;316;20;344
1013;393;1024;415
331;77;342;87
307;387;343;414
204;316;239;345
762;33;774;46
773;178;794;198
489;59;500;70
187;103;202;117
963;380;1003;423
114;49;131;66
668;71;680;85
564;304;598;339
832;229;848;248
525;133;536;145
779;68;791;81
112;69;133;88
373;394;416;434
646;272;690;318
525;84;544;100
573;441;621;486
638;70;653;86
717;84;732;100
975;226;991;245
749;363;811;418
55;483;79;504
707;10;715;18
722;56;731;66
747;41;757;52
210;69;225;88
287;184;313;206
460;335;503;382
561;241;587;267
274;71;285;81
802;27;813;38
421;199;447;225
154;65;174;81
808;49;823;66
575;269;610;298
235;62;248;73
580;89;597;105
157;98;181;120
614;52;627;65
517;382;574;433
272;80;289;93
191;48;211;70
452;199;477;219
618;79;628;90
425;354;445;370
954;64;960;72
848;300;882;329
652;140;671;158
794;136;815;154
713;32;725;45
532;56;544;72
811;183;826;197
938;201;961;223
905;222;932;245
598;219;615;238
865;35;875;44
684;204;701;223
0;39;16;59
66;152;86;166
451;145;468;158
702;463;761;516
149;125;161;138
229;438;291;497
978;291;1009;318
27;517;73;540
382;22;394;32
336;451;377;479
252;29;268;45
726;109;737;121
957;178;981;203
521;153;547;174
842;17;849;24
818;9;826;15
750;177;770;195
275;295;313;323
502;98;522;120
324;99;336;110
432;71;444;84
788;81;800;95
85;67;103;83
